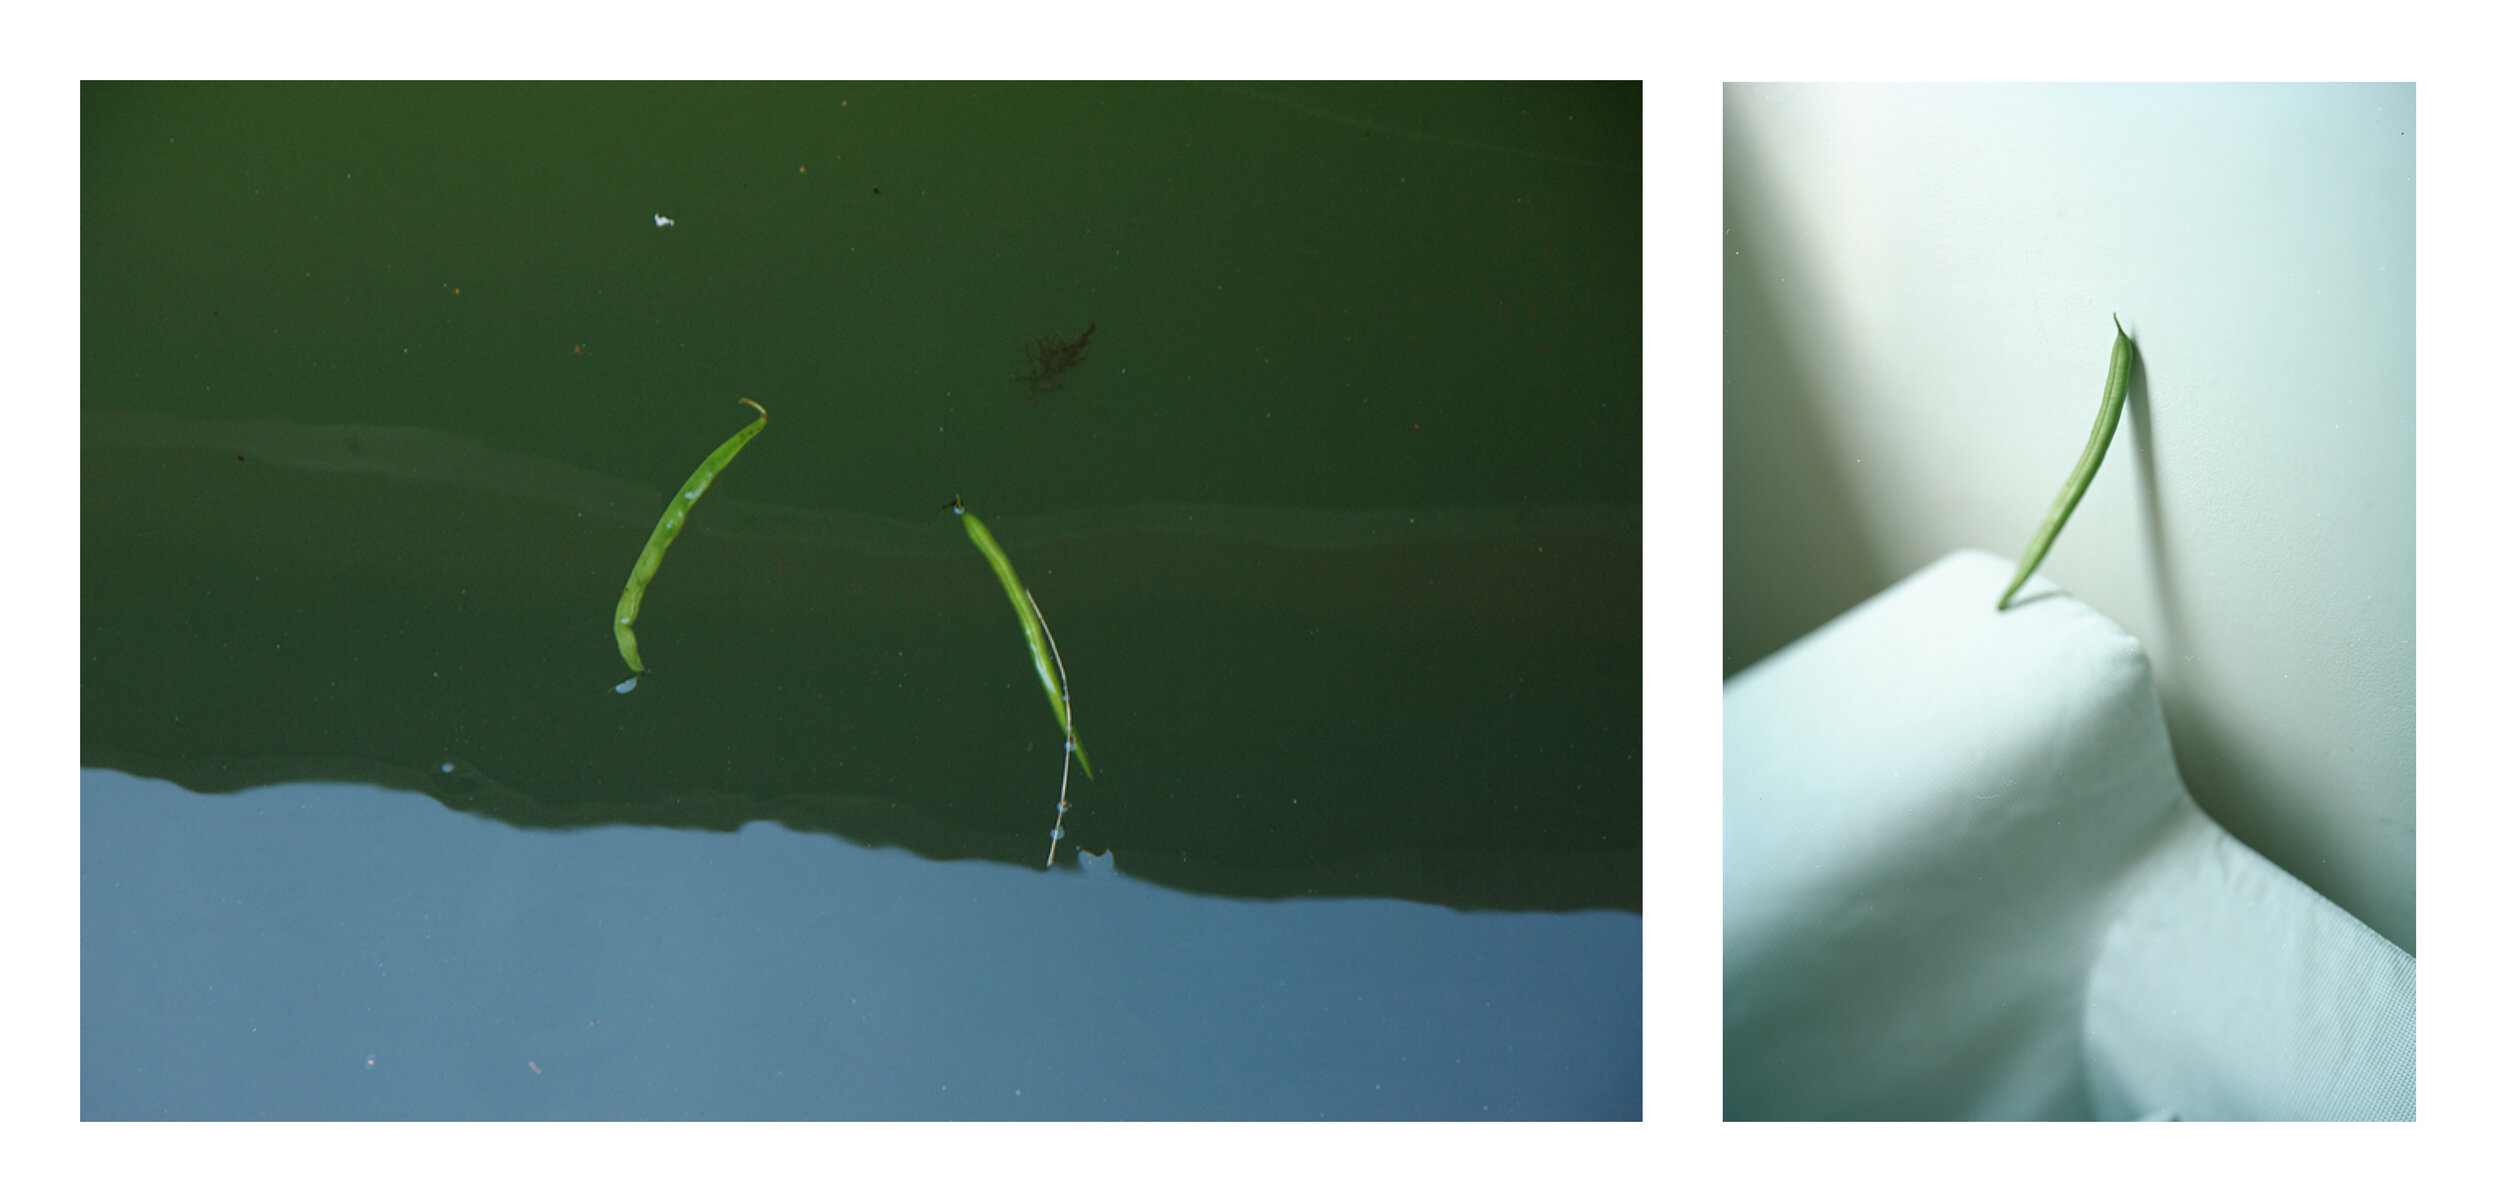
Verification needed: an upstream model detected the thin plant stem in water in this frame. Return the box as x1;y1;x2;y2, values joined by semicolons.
1031;587;1076;866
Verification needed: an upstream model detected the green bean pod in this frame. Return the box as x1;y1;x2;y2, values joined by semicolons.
1998;316;2134;610
613;398;768;688
951;497;1094;778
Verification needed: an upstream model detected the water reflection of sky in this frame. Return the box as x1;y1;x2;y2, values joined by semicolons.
82;769;1637;1120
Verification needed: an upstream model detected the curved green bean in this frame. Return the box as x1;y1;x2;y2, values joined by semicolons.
612;398;769;690
1998;315;2134;610
950;496;1094;779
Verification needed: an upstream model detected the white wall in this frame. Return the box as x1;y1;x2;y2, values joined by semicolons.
1723;84;2415;953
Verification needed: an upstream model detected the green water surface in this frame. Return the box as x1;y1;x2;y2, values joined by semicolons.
82;81;1641;912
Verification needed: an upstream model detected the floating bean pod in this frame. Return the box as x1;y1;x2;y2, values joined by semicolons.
613;398;768;689
950;496;1094;780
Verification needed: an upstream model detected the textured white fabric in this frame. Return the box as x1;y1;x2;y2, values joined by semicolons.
2083;808;2415;1120
1723;549;2413;1120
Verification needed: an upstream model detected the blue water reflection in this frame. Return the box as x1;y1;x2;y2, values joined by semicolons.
82;769;1637;1120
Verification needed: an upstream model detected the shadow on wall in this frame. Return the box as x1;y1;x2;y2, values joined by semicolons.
2124;340;2182;652
1722;121;1888;677
2125;335;2413;955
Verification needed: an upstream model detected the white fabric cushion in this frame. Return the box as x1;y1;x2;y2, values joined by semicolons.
2083;808;2415;1120
1724;549;2412;1120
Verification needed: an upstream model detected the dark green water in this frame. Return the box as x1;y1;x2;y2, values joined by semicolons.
82;82;1640;1118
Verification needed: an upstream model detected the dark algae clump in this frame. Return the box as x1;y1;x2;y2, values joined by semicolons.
1011;321;1097;402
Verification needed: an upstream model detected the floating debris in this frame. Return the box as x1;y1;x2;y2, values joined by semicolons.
1010;322;1096;402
